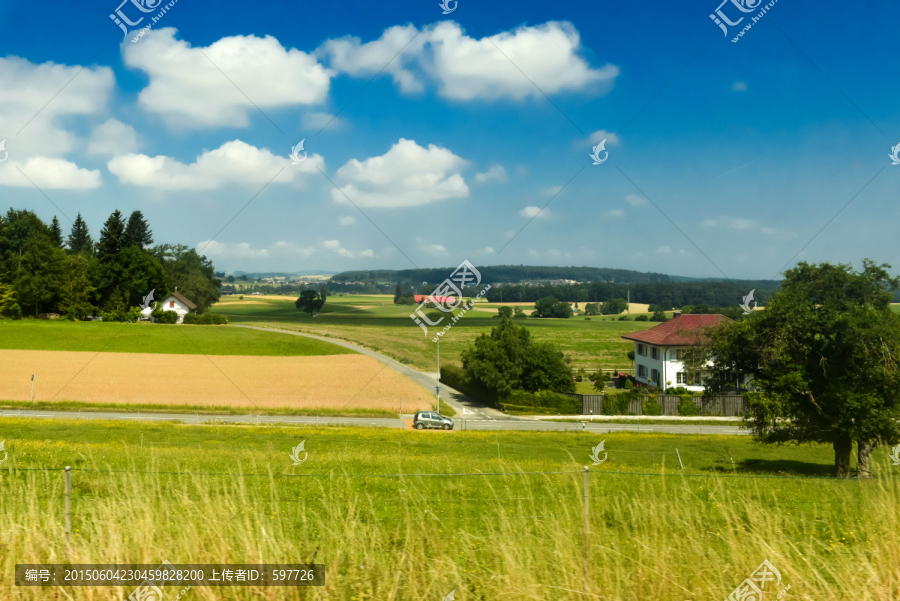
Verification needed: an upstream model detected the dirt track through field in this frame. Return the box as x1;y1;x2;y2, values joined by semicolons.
0;350;433;411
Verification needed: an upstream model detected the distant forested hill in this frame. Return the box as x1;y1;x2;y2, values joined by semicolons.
333;265;676;285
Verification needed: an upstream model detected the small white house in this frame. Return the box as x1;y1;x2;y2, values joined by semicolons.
158;288;197;324
621;312;753;392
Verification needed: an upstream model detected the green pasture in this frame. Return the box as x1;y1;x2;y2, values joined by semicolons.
211;294;651;371
0;318;356;357
1;418;898;600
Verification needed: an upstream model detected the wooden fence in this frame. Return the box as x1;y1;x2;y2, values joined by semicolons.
565;393;748;416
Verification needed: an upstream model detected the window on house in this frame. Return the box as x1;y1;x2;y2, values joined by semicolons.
651;347;659;359
675;349;684;361
677;372;687;384
693;372;701;385
169;301;175;308
638;365;647;378
637;344;646;356
650;368;659;383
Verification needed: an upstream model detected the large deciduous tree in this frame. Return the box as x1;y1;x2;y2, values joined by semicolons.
685;260;900;478
461;316;574;397
295;290;324;317
151;244;221;313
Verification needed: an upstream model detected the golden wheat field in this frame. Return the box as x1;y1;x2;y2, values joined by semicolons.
0;350;433;411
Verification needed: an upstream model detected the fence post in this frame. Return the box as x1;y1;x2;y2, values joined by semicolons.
582;466;590;592
65;466;71;540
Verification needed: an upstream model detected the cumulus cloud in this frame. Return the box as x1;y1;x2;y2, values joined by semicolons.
625;194;646;206
703;216;754;230
124;28;334;128
88;119;138;156
0;56;112;188
323;239;354;257
197;240;270;258
108;139;324;189
475;164;507;183
319;21;618;101
588;129;620;147
541;185;563;197
656;245;671;254
732;81;748;91
415;237;448;255
520;206;549;219
330;138;468;208
359;249;375;257
0;157;101;189
338;215;355;226
302;111;344;131
609;209;624;218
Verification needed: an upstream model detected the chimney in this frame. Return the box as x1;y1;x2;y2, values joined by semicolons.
673;310;682;318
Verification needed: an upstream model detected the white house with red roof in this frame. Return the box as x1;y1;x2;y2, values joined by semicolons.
159;288;197;324
621;312;752;392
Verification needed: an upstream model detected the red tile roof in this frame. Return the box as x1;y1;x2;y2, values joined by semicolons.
621;314;728;346
414;295;457;303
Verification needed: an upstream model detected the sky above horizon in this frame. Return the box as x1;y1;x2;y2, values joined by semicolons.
0;0;898;279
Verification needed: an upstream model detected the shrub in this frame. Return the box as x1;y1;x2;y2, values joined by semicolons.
239;295;244;300
498;306;513;318
505;390;580;414
152;309;178;324
602;393;630;415
584;317;591;320
624;379;633;389
100;310;129;323
678;394;700;416
183;312;228;325
618;316;629;321
634;315;648;321
575;375;583;382
513;307;527;319
643;397;662;415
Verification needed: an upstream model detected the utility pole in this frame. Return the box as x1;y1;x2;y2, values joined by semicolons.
30;374;34;404
436;339;441;414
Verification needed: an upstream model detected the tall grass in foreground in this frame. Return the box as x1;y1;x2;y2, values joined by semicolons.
1;456;898;599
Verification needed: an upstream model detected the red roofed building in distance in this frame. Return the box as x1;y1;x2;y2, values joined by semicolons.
621;311;752;391
414;295;457;304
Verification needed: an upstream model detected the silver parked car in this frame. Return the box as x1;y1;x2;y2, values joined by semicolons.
413;411;454;430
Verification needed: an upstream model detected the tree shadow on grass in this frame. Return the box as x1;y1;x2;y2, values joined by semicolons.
703;458;835;478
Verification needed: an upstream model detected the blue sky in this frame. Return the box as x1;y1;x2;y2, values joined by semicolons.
0;0;897;279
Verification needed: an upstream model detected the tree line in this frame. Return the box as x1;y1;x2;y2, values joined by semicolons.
484;280;777;308
0;208;220;319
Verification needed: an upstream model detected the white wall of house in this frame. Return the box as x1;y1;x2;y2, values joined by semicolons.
632;343;751;392
160;297;191;324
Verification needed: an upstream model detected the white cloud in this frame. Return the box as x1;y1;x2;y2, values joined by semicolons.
528;249;539;257
609;209;624;218
761;227;778;236
541;185;563;197
588;130;620;147
273;241;316;256
656;245;671;254
0;56;112;189
124;28;334;128
108;139;324;190
197;240;270;258
331;138;468;208
475;164;507;183
415;237;448;255
0;157;101;189
320;21;618;101
302;111;344;131
88;119;138;156
732;81;748;91
625;194;646;206
323;239;353;257
338;215;355;226
359;249;375;257
520;206;549;219
476;246;495;255
703;217;754;230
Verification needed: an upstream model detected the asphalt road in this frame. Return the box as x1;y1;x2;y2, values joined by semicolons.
0;408;747;435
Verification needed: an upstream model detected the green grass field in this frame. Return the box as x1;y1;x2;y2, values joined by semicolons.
0;318;356;357
211;295;652;371
1;418;897;600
